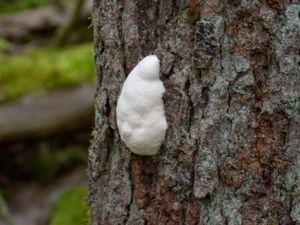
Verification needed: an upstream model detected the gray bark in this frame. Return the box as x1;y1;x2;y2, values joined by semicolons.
88;0;300;224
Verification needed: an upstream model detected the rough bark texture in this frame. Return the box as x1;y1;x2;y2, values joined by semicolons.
88;0;300;224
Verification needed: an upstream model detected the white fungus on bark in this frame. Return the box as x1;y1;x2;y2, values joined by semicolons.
116;55;168;156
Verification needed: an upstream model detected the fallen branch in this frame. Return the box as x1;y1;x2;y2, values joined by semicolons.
0;84;95;143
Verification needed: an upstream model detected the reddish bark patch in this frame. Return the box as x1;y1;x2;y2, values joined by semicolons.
241;201;262;225
253;112;289;168
226;6;271;67
222;157;246;188
265;0;286;10
131;159;158;208
241;198;293;224
222;112;289;189
131;159;185;225
145;189;183;225
200;0;223;19
163;79;190;130
226;5;272;108
188;0;200;23
230;29;253;58
222;111;290;221
185;197;200;225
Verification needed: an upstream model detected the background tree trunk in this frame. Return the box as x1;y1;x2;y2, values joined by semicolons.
52;0;85;46
88;0;300;224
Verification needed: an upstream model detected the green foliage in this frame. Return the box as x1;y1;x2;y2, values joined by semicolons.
0;189;7;199
23;144;88;183
0;0;48;14
0;39;10;52
0;0;79;14
50;187;90;225
0;191;15;225
0;43;95;101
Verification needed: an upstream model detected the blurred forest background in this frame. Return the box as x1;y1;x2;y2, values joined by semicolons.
0;0;94;224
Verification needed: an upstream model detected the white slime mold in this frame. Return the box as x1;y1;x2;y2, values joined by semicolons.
116;55;167;155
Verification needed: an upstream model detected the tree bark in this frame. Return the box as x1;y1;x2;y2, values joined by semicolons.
88;0;300;224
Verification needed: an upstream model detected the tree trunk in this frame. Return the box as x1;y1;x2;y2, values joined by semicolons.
88;0;300;224
52;0;85;46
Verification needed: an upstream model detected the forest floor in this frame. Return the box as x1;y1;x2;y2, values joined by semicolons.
1;167;88;225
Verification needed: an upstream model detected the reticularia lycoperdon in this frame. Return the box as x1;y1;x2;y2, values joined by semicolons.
116;55;168;156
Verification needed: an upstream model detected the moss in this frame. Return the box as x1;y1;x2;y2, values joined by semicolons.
0;39;10;52
0;42;95;102
0;0;49;14
50;187;90;225
181;9;190;20
0;0;81;14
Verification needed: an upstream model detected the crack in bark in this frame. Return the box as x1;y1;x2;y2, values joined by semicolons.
124;160;134;225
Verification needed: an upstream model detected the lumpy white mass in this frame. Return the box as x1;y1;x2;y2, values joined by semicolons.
116;55;167;155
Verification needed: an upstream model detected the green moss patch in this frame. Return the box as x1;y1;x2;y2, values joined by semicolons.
0;0;49;14
0;43;95;101
50;187;90;225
